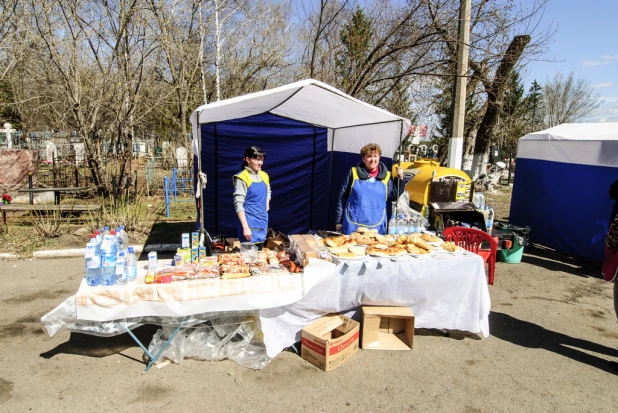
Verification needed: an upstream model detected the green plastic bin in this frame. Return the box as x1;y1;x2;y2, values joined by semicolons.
497;237;524;264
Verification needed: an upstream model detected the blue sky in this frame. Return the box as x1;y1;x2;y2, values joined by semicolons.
518;0;618;122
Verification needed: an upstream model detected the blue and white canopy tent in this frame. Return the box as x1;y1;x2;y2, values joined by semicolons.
189;79;411;239
510;122;618;264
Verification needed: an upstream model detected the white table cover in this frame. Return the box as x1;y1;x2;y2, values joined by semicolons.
260;252;491;358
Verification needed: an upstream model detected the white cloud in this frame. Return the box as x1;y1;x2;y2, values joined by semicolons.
583;60;607;66
593;82;613;88
583;54;618;66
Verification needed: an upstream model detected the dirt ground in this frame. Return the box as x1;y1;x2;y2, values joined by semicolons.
2;184;618;411
1;244;618;411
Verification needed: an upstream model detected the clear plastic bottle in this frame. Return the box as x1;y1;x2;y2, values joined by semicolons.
486;206;494;233
115;250;127;285
117;225;129;251
397;214;406;236
102;226;110;237
86;250;101;287
473;192;485;209
100;234;117;286
406;214;412;235
388;214;397;236
124;247;138;283
95;229;103;245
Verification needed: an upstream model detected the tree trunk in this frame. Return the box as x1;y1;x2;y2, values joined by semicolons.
470;35;530;177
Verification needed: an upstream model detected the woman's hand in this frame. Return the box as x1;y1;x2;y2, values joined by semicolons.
243;226;252;241
336;224;342;232
396;166;403;180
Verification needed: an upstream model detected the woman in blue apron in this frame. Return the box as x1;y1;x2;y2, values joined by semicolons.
233;146;271;247
335;143;405;235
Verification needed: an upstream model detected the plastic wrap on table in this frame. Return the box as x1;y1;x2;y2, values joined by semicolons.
146;313;271;369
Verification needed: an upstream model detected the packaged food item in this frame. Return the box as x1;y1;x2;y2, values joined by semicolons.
191;247;199;264
177;248;192;264
181;233;190;248
191;232;200;248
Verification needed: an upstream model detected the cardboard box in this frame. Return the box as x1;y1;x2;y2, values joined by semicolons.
225;238;241;252
301;234;317;246
301;314;360;372
361;306;415;350
265;229;288;250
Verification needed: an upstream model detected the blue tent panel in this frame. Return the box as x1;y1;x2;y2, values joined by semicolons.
198;113;329;238
510;158;615;264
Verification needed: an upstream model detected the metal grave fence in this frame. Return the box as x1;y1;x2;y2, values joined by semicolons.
164;168;194;217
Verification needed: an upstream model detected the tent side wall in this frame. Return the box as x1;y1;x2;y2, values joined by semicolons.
198;113;330;238
510;140;618;264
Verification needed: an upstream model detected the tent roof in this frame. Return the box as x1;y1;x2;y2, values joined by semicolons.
520;122;618;141
190;79;409;130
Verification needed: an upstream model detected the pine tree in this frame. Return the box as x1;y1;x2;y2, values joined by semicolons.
336;7;372;95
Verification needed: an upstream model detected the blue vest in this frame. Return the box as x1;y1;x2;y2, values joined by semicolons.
234;169;269;243
342;167;391;235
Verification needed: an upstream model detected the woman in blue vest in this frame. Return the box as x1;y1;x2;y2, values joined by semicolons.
335;143;405;235
233;146;271;247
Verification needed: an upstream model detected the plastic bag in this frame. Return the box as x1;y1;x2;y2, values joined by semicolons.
146;313;272;369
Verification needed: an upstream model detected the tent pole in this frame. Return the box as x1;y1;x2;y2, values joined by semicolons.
394;120;404;218
328;128;336;230
196;116;206;238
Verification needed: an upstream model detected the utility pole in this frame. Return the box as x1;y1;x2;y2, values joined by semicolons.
447;0;471;170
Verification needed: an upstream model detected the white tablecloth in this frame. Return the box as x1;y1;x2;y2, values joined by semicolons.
260;252;491;357
42;253;491;358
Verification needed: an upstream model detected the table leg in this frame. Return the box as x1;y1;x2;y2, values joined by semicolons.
124;325;184;372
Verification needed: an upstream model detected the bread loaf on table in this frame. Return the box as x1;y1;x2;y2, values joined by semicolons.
329;246;349;254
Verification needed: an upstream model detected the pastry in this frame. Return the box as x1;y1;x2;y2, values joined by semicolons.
442;242;459;252
421;233;441;242
367;247;389;257
348;245;366;256
336;252;358;258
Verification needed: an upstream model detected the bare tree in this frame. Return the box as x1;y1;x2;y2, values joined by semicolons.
544;71;602;127
148;0;205;148
428;0;554;177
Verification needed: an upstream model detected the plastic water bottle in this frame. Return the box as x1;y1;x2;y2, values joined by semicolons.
102;226;110;237
95;230;103;245
396;215;405;236
406;215;412;235
124;247;138;283
486;206;494;233
412;215;420;233
473;192;485;209
115;251;127;285
100;234;117;286
86;250;101;286
117;225;129;251
388;214;397;236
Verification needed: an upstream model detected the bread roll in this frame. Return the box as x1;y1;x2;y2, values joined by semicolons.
356;227;369;233
329;246;349;254
367;247;389;257
348;245;366;256
336;251;358;258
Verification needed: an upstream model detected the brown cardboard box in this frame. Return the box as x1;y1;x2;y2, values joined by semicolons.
301;314;360;372
225;238;241;252
265;229;288;250
361;306;415;350
301;234;317;246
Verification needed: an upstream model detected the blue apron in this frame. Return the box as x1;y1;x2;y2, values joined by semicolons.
235;170;269;243
342;167;390;235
